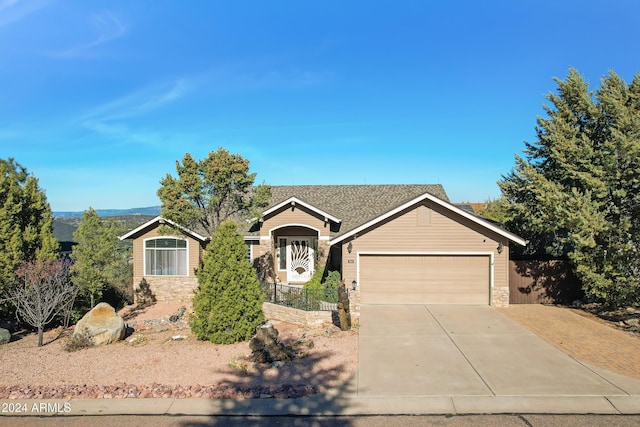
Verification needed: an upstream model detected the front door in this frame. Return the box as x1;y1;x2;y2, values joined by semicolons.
287;238;314;282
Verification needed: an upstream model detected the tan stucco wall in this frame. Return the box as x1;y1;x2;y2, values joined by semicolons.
257;204;333;284
340;201;510;307
260;204;333;239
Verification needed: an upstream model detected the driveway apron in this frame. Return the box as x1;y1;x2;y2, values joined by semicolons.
357;305;631;397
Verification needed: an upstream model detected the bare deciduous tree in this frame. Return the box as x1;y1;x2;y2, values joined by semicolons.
7;258;79;347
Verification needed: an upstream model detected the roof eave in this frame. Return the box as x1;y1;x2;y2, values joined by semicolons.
119;216;208;242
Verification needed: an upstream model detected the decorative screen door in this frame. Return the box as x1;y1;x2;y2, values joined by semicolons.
287;238;314;282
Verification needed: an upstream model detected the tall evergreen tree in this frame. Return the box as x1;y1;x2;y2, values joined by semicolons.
157;147;271;237
475;197;512;224
190;220;264;344
500;69;640;307
0;158;58;299
71;208;131;308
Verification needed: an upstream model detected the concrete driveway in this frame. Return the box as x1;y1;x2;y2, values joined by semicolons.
357;305;640;398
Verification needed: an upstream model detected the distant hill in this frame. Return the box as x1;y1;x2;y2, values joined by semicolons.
54;206;161;219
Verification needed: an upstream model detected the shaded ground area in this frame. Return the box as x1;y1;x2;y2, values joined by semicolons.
498;304;640;380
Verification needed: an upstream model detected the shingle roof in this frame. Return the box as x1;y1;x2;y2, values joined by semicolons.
119;184;526;245
265;184;448;238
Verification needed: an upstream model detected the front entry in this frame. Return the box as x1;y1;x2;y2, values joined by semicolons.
282;237;314;283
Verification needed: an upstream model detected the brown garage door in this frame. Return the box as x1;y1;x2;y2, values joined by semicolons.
359;254;490;304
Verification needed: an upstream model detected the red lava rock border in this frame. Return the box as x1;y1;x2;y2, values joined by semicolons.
0;383;318;400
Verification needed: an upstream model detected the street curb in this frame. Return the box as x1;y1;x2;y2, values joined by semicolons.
2;394;640;416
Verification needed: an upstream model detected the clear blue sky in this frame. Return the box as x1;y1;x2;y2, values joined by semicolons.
2;1;639;212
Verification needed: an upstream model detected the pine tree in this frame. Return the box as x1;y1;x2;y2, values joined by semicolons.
0;158;58;301
157;147;271;237
71;208;131;308
500;69;640;307
190;220;264;344
475;197;512;224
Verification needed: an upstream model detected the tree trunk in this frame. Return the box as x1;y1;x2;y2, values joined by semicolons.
37;325;43;347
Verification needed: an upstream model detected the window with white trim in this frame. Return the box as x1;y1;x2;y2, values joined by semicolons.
145;238;188;276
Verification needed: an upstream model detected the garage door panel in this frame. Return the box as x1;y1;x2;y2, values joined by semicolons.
360;255;489;305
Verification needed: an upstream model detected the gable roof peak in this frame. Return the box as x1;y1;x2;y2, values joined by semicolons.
263;196;341;223
266;184;449;238
119;216;208;242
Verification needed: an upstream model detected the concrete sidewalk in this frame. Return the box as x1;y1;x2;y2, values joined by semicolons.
3;387;640;416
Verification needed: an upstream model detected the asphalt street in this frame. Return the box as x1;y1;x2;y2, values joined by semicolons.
3;414;640;427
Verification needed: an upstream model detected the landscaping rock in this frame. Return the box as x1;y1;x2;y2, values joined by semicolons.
169;305;186;322
0;328;10;345
624;318;640;326
73;302;125;346
0;383;319;400
249;324;298;363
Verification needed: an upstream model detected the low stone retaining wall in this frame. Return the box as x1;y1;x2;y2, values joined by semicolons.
262;302;335;326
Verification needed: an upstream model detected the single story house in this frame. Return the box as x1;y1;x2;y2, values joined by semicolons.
120;185;526;314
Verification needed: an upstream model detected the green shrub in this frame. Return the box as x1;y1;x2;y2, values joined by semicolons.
324;270;341;288
303;268;340;308
304;267;324;291
189;221;265;344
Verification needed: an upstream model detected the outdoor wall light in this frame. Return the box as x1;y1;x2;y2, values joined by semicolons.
351;280;357;291
347;241;353;253
497;241;504;254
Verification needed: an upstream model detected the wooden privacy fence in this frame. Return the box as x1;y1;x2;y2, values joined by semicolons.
509;259;583;304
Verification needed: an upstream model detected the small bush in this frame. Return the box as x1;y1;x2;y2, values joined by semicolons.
126;334;148;346
323;270;341;303
304;267;325;290
64;331;95;352
324;270;341;290
228;354;255;374
134;279;156;305
303;269;340;307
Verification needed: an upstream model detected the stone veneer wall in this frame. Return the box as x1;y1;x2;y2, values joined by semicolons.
316;240;330;270
258;239;272;259
348;288;360;324
262;302;335;326
492;286;509;307
133;276;198;303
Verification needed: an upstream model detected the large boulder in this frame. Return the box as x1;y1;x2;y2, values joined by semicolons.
0;328;10;345
73;302;125;346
